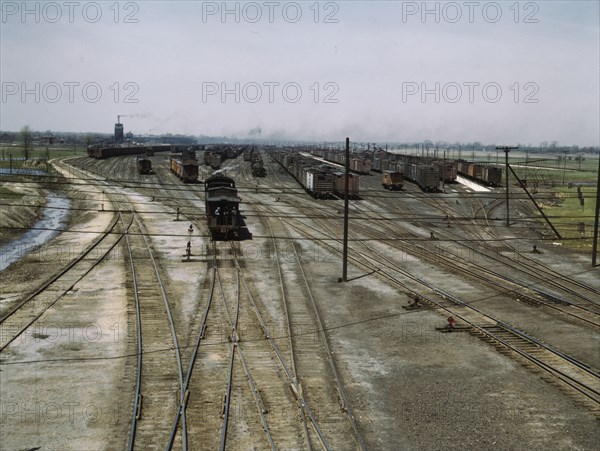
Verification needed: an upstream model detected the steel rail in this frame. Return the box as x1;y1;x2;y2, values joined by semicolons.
130;213;187;449
280;217;600;408
232;242;331;451
0;213;131;352
166;244;217;450
0;214;122;324
216;260;277;451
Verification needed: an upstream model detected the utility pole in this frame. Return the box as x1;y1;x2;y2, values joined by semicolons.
525;147;529;180
562;149;567;186
342;137;350;282
592;154;600;266
442;150;446;191
496;146;519;227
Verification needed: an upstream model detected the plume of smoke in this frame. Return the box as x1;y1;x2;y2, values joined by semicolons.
119;113;153;120
248;126;262;136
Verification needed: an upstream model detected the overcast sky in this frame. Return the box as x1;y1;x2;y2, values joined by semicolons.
1;1;599;146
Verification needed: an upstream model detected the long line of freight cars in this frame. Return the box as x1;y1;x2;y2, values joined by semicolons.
203;144;249;170
309;148;502;189
273;150;360;199
87;144;175;159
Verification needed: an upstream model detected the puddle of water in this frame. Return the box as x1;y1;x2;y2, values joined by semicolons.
0;193;71;271
0;168;48;175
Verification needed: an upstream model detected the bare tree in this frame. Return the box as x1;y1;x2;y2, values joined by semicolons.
20;125;33;160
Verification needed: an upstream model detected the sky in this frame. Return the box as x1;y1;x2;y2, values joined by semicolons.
1;0;599;146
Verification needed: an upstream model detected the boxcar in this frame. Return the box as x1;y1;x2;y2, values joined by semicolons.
333;172;360;198
416;165;439;191
305;169;335;198
171;158;199;183
382;170;404;190
484;166;502;186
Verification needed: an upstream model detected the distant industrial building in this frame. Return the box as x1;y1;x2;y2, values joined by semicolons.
40;135;55;145
115;122;124;144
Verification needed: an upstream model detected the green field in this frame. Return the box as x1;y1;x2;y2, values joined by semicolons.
0;145;81;170
0;145;83;160
541;186;597;252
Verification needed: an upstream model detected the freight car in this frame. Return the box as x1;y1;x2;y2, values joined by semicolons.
402;163;439;191
303;167;335;198
204;152;222;170
332;171;360;198
382;170;404;190
137;157;153;175
434;161;458;183
274;150;360;199
87;144;172;159
310;148;372;174
205;174;242;239
457;160;502;186
203;144;246;167
171;157;199;183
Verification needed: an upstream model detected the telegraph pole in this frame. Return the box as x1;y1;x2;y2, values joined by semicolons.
342;137;350;282
442;150;446;191
496;146;519;227
592;154;600;267
562;149;567;186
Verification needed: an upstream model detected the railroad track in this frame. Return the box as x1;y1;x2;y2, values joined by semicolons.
357;193;600;326
14;154;345;448
231;240;352;450
372;185;598;300
222;158;365;448
0;212;129;352
165;242;219;450
470;195;599;300
122;212;185;451
256;203;366;450
422;189;599;302
53;158;194;449
439;191;599;298
239;157;599;330
214;247;278;450
275;211;600;417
